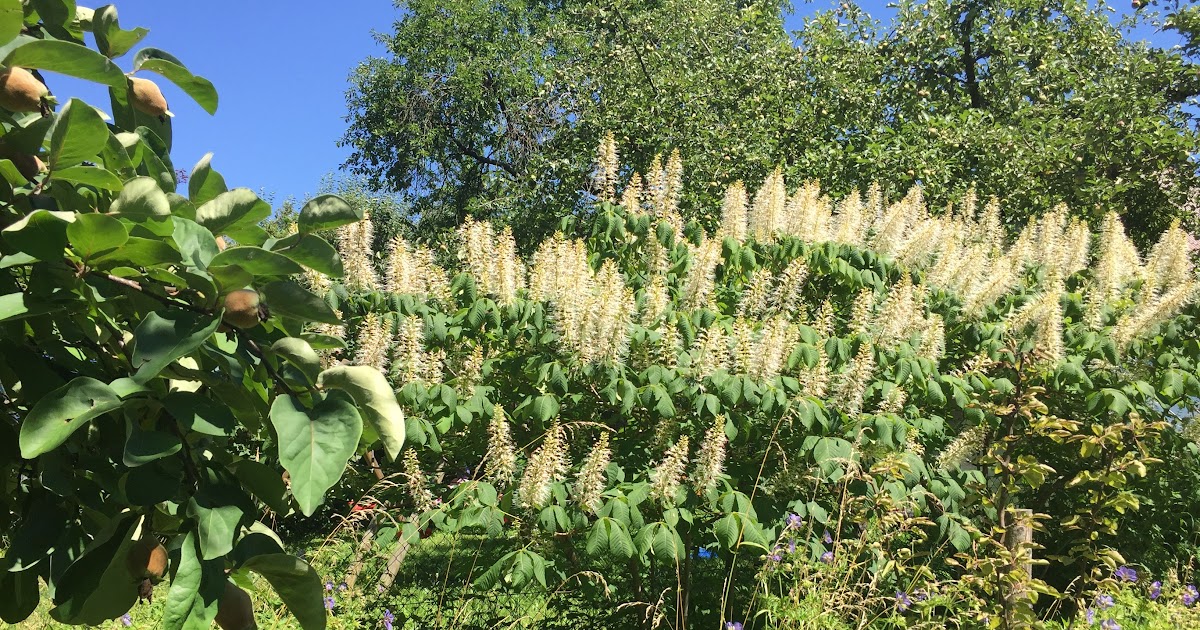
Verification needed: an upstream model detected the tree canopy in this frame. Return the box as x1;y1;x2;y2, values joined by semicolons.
342;0;1200;247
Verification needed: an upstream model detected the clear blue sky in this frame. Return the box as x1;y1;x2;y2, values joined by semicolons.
55;0;1177;210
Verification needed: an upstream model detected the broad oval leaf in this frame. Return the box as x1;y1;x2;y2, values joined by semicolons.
130;311;221;384
297;194;360;233
316;365;405;461
241;554;325;630
132;48;218;114
109;175;170;218
92;5;148;59
66;212;127;258
209;246;304;277
260;280;340;324
270;393;363;517
49;98;108;170
269;232;344;278
19;377;122;458
3;38;126;87
188;152;227;207
195;188;270;236
160;531;224;630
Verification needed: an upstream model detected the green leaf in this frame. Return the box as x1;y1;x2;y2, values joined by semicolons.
92;5;148;59
529;394;559;423
187;152;226;207
241;554;326;630
230;460;289;515
49;515;140;625
260;280;340;324
297;194;360;233
132;48;217;114
171;216;219;269
0;0;22;49
109;175;170;218
91;236;181;267
209;246;304;277
130;311;221;384
195;188;271;236
1;209;73;261
51;165;123;190
2;495;67;571
271;337;322;385
316;365;405;461
0;569;39;624
122;417;182;467
270;233;344;278
66;212;127;258
0;292;57;322
187;492;244;561
19;377;122;458
160;531;223;630
48;98;106;170
161;391;236;436
3;39;126;87
270;393;363;517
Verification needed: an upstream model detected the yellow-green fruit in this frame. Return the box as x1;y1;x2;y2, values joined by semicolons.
215;581;257;630
221;289;261;329
129;76;172;118
0;67;48;113
126;539;168;581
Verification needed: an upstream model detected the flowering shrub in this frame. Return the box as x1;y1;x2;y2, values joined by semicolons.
295;135;1200;627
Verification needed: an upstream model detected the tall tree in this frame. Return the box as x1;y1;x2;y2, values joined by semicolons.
343;0;1200;246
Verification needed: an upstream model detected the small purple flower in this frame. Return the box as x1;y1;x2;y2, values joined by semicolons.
895;591;912;612
1149;580;1162;600
377;584;386;594
725;623;743;630
1100;620;1120;630
786;513;802;529
324;596;336;611
121;613;132;627
820;550;834;564
822;530;833;544
1114;566;1138;582
1096;594;1114;610
325;581;334;591
787;539;796;554
1184;584;1198;606
383;609;395;630
914;589;929;602
1086;608;1095;624
769;553;782;563
338;582;348;592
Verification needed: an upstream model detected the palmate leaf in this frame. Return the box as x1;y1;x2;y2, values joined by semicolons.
270;393;362;516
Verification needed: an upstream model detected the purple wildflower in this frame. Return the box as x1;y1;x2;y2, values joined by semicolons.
820;550;834;564
914;589;929;602
822;530;833;544
1086;608;1095;624
895;591;912;612
1184;584;1198;606
786;513;802;529
383;609;395;630
377;584;386;594
1149;581;1162;600
1096;594;1114;610
1100;620;1120;630
725;623;743;630
121;613;132;627
1114;566;1138;582
769;553;782;563
338;582;348;592
324;596;336;611
325;581;334;591
787;539;796;554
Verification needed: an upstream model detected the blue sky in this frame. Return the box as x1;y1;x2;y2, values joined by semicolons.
54;0;1179;210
